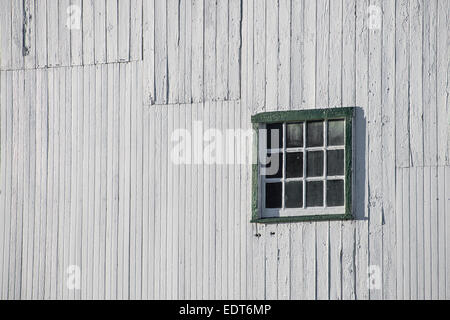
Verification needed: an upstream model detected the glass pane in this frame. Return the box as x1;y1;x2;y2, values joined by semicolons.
328;120;345;146
266;183;282;209
287;123;303;148
285;181;303;208
306;121;324;147
306;181;324;207
327;150;345;176
266;123;283;149
307;151;324;177
286;152;303;178
263;152;283;178
327;180;345;207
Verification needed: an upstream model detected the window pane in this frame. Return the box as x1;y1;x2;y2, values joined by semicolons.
327;150;345;176
266;123;283;149
328;120;345;146
306;121;324;147
264;152;283;178
306;181;324;207
266;183;282;209
327;180;345;207
285;181;303;208
307;151;324;177
287;123;303;148
286;152;303;178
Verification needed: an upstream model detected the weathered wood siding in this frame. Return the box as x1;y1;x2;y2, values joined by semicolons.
0;0;449;300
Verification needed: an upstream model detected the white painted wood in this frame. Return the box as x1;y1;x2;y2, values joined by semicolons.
0;0;449;301
24;0;36;69
0;0;12;69
118;0;130;62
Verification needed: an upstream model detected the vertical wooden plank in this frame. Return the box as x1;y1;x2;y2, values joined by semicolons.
92;65;102;299
167;0;179;103
51;68;61;299
381;0;397;300
395;0;411;168
98;64;108;300
46;0;59;67
216;0;229;100
278;0;290;109
409;0;424;167
264;226;277;299
36;0;48;68
0;0;12;69
142;102;149;300
11;0;24;69
177;0;187;104
437;0;448;166
430;166;439;299
423;0;438;167
437;166;446;299
410;167;418;299
423;166;431;298
342;0;356;301
129;63;138;299
59;0;71;66
24;0;36;69
143;0;155;105
204;0;216;101
118;0;130;61
62;67;72;300
2;72;12;298
277;225;290;300
160;105;168;298
184;1;192;102
265;0;278;111
368;0;383;300
106;0;118;63
355;0;369;301
191;0;204;103
395;169;404;299
417;166;425;299
228;0;241;100
253;0;265;111
289;224;302;299
155;0;168;104
94;0;107;64
130;0;143;61
0;72;6;299
71;0;83;66
166;105;174;298
44;69;54;299
57;68;67;300
329;0;343;301
446;167;450;299
402;167;410;299
290;0;302;107
83;0;95;65
21;70;33;298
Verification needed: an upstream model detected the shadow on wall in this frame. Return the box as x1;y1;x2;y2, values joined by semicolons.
353;106;367;221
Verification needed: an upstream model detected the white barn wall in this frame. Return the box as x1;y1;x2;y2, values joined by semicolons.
0;0;449;300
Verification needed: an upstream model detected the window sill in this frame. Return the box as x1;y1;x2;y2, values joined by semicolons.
250;214;353;224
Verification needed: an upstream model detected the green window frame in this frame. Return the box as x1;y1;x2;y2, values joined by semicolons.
251;107;355;224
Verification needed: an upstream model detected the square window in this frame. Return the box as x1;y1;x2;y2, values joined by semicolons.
266;123;283;149
327;150;345;176
306;121;324;147
328;120;345;146
306;181;324;207
285;181;303;208
327;180;345;207
307;151;324;177
266;183;282;209
287;123;303;148
286;152;303;178
264;152;283;178
252;108;353;223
